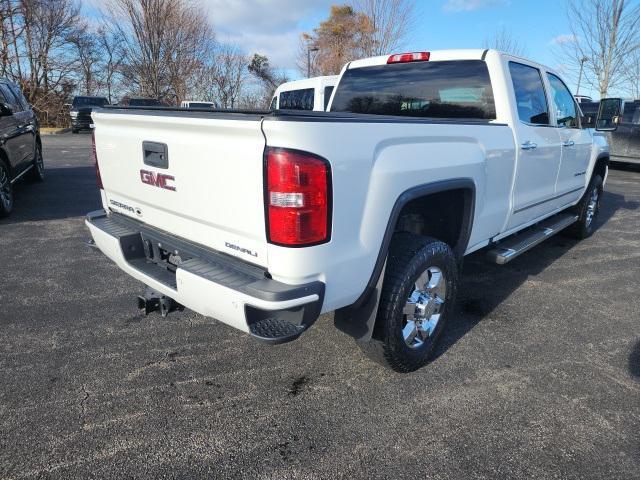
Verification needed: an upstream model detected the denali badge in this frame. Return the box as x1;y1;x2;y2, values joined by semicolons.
140;169;176;191
225;242;258;257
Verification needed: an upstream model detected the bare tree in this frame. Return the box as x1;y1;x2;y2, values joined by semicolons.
0;0;83;125
107;0;215;104
623;49;640;99
210;45;247;108
561;0;640;97
70;26;101;96
483;27;527;56
350;0;414;56
96;26;125;104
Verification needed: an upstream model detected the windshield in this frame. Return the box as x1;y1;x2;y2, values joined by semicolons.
72;97;108;108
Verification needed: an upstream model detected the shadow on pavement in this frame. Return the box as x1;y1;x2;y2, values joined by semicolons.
0;166;102;225
629;340;640;379
432;190;636;361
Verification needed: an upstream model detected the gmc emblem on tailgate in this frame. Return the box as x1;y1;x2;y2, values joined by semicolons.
140;169;176;191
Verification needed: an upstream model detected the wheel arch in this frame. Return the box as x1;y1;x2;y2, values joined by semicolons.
593;153;609;182
0;146;11;177
334;177;475;340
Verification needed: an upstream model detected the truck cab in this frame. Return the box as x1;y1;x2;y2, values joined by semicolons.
600;99;640;165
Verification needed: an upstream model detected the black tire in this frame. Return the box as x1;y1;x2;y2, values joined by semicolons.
362;233;458;372
72;129;79;134
0;161;14;217
565;174;603;239
26;143;45;182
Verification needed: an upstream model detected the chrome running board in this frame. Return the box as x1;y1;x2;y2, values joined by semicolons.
486;213;579;265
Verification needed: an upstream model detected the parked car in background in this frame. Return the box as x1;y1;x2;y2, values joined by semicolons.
70;96;109;133
581;99;640;165
118;97;163;107
0;77;43;217
270;75;339;111
180;100;216;109
87;49;612;372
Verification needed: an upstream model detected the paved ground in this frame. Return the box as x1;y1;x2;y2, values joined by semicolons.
1;133;639;479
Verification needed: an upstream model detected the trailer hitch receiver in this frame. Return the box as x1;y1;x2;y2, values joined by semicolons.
137;287;182;317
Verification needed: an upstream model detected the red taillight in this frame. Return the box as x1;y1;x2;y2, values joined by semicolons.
265;147;331;246
92;130;103;189
387;51;430;64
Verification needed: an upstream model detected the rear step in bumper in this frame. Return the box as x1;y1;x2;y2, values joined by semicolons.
85;209;324;344
486;213;578;265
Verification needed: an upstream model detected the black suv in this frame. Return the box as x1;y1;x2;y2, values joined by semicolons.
582;99;640;165
70;96;108;133
0;78;43;217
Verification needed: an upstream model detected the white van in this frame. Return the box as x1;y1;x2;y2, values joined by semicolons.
270;75;339;111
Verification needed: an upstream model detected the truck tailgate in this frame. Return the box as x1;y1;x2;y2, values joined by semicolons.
92;110;268;267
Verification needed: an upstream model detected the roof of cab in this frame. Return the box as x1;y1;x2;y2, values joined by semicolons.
348;49;489;69
274;75;340;94
346;48;561;80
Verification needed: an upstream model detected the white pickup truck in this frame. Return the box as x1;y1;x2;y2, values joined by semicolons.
86;49;611;372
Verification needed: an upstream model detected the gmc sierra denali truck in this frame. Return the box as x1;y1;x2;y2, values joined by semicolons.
86;50;611;372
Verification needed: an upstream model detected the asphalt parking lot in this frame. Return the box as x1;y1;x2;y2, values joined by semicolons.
1;133;639;479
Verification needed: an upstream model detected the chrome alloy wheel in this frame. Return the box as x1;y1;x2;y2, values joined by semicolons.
402;266;446;348
585;186;599;227
0;166;11;210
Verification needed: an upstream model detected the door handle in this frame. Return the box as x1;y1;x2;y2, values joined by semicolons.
562;140;575;147
521;141;537;150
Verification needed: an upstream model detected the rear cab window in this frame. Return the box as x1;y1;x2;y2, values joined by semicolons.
508;62;550;125
330;60;496;119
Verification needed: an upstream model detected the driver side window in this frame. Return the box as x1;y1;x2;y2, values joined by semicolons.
547;73;579;128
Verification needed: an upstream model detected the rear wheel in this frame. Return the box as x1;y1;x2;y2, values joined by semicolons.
27;143;44;182
0;161;14;217
565;174;603;239
72;129;79;134
362;233;458;372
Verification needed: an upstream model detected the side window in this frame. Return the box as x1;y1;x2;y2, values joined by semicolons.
633;105;640;125
547;73;578;127
7;84;28;111
0;84;21;112
323;86;334;110
622;102;638;124
508;62;550;125
269;96;277;110
279;88;314;110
